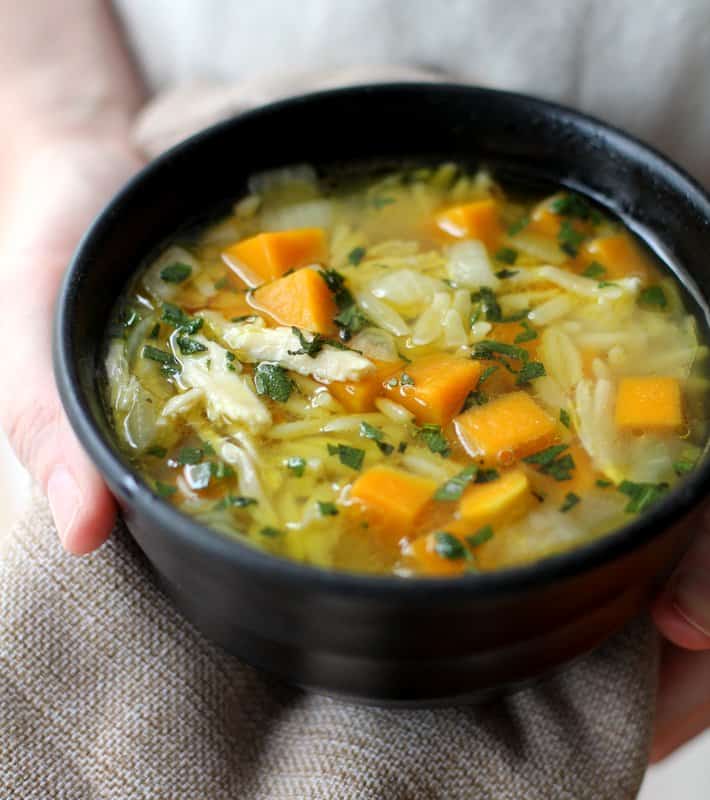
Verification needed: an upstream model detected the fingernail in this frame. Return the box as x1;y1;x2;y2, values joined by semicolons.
47;466;82;548
672;569;710;638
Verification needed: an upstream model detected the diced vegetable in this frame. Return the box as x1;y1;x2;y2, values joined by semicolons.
223;228;327;287
383;355;482;426
435;199;502;249
406;532;468;576
615;376;683;432
454;391;558;466
458;469;532;528
582;235;651;281
349;465;437;532
329;360;402;413
250;268;337;335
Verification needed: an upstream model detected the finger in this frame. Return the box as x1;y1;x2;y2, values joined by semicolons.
650;641;710;762
652;519;710;650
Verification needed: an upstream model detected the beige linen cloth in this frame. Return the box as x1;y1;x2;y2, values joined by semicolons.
1;72;658;799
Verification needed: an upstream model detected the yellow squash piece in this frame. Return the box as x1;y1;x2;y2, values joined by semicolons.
406;533;468;577
349;466;437;534
250;267;337;335
615;376;683;432
383;355;482;426
458;469;532;528
434;199;502;249
223;227;327;287
454;391;558;467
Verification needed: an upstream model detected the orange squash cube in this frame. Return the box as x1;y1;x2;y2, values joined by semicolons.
435;199;502;249
329;360;402;413
406;532;468;577
250;268;337;335
223;227;327;287
582;235;651;282
382;355;482;426
458;469;532;528
615;376;683;432
454;391;558;467
349;466;437;534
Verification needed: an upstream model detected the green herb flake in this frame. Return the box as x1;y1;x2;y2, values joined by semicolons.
582;261;606;280
514;320;538;344
327;443;366;471
466;525;494;548
177;447;203;465
434;465;478;501
161;303;203;334
177;336;208;355
416;424;451;457
334;303;369;339
231;314;257;324
463;390;489;409
148;323;161;339
638;286;668;309
209;461;235;480
214;494;258;510
360;421;384;441
479;365;499;384
146;445;167;458
289;328;324;358
475;469;500;484
618;480;669;513
397;441;408;454
287;456;306;477
495;268;519;279
673;458;696;477
596;478;613;488
559;408;572;429
558;220;585;257
494;247;518;265
348;246;366;266
508;215;529;236
317;501;339;516
523;444;575;481
160;262;192;283
376;441;395;455
155;481;176;498
472;340;529;364
560;492;581;512
184;462;212;490
142;345;181;377
433;531;467;560
372;196;396;209
260;526;282;538
550;194;598;222
516;361;546;386
471;287;503;322
253;362;295;402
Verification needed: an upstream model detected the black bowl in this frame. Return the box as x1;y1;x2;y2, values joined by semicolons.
54;84;710;705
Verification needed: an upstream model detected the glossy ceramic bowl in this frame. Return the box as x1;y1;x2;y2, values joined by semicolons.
54;84;710;705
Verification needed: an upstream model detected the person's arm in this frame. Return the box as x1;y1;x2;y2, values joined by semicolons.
0;0;146;553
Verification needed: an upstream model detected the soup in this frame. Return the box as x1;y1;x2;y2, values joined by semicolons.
103;163;707;576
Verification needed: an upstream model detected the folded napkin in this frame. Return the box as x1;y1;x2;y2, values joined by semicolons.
1;71;657;798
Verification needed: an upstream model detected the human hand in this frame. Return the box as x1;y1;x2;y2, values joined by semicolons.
0;133;143;553
651;520;710;760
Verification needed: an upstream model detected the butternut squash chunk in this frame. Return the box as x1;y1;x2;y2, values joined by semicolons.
615;376;683;432
435;199;502;250
458;469;532;528
250;268;337;335
329;360;402;413
223;227;327;287
582;234;651;282
454;391;558;466
382;355;482;426
349;466;437;533
406;532;468;577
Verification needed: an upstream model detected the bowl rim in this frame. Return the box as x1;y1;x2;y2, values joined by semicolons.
54;81;710;601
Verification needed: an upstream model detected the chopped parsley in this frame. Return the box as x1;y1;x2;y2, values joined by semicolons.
176;336;208;355
177;446;203;465
210;461;235;480
618;480;669;513
148;323;161;339
514;320;538;344
348;246;366;265
463;390;489;409
434;465;478;501
289;328;324;358
375;441;395;455
471;287;503;322
286;456;306;477
494;247;518;265
516;360;546;386
327;443;365;470
638;285;668;309
472;340;529;364
214;495;258;510
558;220;585;257
142;345;181;377
360;421;384;441
253;362;295;402
184;462;212;490
559;408;571;429
231;314;258;323
508;215;529;236
416;424;451;457
146;445;167;458
159;262;192;283
433;531;467;560
582;261;606;280
560;492;580;512
397;441;408;454
317;501;339;516
479;365;499;384
550;193;599;222
161;303;203;334
475;468;500;484
155;481;176;498
225;352;236;371
495;268;519;279
320;268;371;339
466;525;494;548
523;444;575;481
596;478;613;488
673;458;696;477
260;526;282;538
